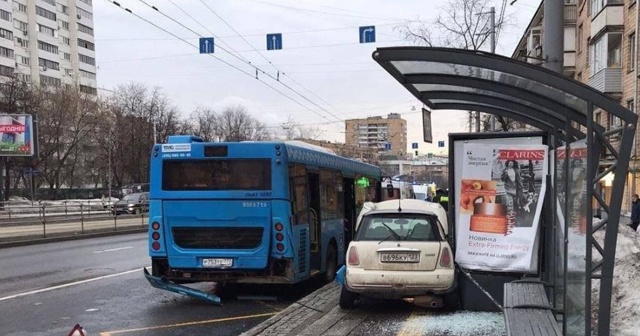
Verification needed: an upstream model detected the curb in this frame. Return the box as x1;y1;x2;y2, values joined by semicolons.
241;282;340;336
0;226;148;249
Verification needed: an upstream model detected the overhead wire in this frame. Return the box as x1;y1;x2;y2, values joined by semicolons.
103;0;334;123
133;0;344;124
195;0;346;122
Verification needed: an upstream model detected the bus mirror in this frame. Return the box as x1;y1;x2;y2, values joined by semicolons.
386;183;394;198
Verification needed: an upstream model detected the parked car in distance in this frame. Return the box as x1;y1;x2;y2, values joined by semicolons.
339;198;457;310
111;192;149;215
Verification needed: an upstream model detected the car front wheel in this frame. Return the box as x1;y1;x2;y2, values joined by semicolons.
339;285;358;309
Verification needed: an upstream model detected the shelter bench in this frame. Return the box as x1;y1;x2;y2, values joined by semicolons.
503;280;562;336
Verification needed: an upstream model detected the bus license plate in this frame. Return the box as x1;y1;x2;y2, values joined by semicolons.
380;253;420;263
202;258;233;268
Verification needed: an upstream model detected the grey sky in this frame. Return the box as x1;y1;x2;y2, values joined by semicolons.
94;0;541;154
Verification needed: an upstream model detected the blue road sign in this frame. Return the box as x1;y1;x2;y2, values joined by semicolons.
359;26;375;43
384;143;391;150
199;37;214;54
438;140;445;148
266;33;282;50
412;142;418;149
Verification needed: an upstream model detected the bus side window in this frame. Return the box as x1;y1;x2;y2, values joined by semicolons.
289;164;308;225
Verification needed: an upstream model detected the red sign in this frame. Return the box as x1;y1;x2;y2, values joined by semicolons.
498;149;546;160
0;124;26;133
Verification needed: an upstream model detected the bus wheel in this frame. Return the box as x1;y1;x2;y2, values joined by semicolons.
325;243;337;283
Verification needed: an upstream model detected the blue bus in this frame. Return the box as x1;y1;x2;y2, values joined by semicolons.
145;135;381;301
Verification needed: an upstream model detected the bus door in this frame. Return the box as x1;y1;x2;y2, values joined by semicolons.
343;177;355;248
307;172;322;271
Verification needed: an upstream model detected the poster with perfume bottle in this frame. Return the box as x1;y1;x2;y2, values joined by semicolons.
455;143;548;273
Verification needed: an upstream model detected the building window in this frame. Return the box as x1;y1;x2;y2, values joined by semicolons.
609;113;621;128
38;40;58;54
79;85;97;95
0;46;14;59
64;68;73;76
0;9;11;21
627;99;635;113
589;32;622;75
577;72;582;82
59;4;67;14
629;33;636;72
79;54;95;65
36;6;56;21
14;20;28;31
78;23;93;36
77;38;94;50
39;57;59;71
596;112;602;126
16;38;28;48
39;24;55;37
41;0;56;6
16;3;27;13
79;0;92;5
0;65;13;77
577;24;583;54
40;74;61;86
0;28;12;40
62;36;69;45
19;56;29;65
80;69;96;80
63;52;70;61
60;20;69;30
76;7;92;20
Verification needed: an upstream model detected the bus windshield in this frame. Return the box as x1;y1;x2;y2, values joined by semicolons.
162;159;271;190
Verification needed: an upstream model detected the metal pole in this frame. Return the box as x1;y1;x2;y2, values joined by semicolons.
489;6;497;132
108;129;112;207
543;0;564;72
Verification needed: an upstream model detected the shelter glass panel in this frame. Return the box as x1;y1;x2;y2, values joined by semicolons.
391;61;588;115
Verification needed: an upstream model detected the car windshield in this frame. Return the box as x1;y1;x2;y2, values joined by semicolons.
122;194;139;201
356;213;441;242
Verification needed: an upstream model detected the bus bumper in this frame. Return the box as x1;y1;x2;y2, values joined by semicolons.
143;267;221;305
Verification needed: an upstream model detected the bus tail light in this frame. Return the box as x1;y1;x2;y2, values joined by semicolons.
275;223;283;231
152;242;161;250
276;243;285;252
152;222;160;230
439;247;452;268
348;247;359;266
152;232;160;240
276;233;284;241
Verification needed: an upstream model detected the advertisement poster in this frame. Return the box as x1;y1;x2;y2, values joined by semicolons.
455;143;548;272
0;114;34;156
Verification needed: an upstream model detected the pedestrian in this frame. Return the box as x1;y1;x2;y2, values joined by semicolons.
630;194;640;232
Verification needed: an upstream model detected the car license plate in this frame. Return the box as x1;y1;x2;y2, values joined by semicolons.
380;253;420;263
202;258;233;268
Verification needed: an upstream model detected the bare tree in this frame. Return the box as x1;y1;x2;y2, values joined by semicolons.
189;107;218;141
281;116;325;140
216;105;271;142
397;0;515;131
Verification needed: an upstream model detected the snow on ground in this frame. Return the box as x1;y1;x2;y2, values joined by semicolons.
593;222;640;335
399;311;505;336
1;198;119;214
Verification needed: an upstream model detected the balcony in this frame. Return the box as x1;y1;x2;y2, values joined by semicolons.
565;4;577;24
589;68;622;93
591;5;624;38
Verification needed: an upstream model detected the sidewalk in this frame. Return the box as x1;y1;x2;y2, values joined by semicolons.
0;216;148;248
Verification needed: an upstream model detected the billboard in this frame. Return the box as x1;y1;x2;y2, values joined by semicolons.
0;114;35;156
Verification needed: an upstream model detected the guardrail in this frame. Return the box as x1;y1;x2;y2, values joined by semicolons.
0;202;148;241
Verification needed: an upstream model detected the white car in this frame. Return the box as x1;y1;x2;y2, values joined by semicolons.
339;199;457;309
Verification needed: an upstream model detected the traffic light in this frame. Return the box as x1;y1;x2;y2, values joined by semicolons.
415;150;419;156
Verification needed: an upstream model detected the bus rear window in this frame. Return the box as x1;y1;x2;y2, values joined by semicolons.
162;159;271;190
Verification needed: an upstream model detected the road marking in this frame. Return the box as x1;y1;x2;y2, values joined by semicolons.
0;268;141;302
93;246;134;254
396;309;431;336
100;312;278;335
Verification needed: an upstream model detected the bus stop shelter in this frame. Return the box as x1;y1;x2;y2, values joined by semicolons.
372;47;637;336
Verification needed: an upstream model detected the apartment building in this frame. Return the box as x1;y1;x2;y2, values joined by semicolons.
513;0;638;212
344;113;407;158
0;0;97;93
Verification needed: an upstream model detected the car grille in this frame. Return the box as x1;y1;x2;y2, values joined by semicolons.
172;227;264;249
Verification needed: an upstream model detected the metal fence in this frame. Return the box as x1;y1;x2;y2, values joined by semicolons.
0;200;148;241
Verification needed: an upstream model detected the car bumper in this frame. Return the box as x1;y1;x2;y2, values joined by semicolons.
345;267;455;298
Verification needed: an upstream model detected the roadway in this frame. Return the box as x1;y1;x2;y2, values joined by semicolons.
0;234;322;336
